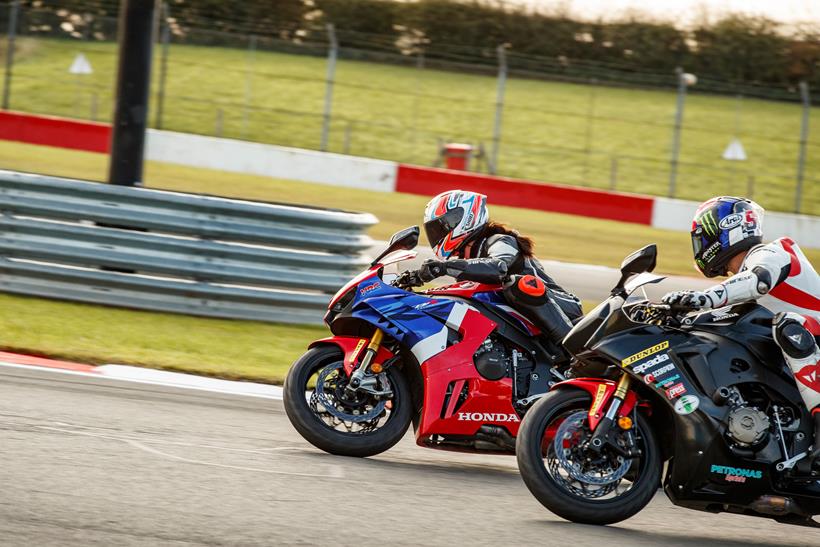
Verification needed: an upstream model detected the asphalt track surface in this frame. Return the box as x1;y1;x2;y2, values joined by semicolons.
3;366;817;546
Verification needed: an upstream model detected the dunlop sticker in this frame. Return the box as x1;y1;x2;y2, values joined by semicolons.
590;384;607;416
348;338;367;365
622;341;670;367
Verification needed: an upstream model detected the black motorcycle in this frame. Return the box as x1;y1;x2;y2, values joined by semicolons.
516;244;820;527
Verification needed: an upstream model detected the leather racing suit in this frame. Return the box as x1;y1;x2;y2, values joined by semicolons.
672;237;820;412
424;231;583;344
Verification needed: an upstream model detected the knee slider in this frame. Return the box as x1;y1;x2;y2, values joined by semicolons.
774;315;815;359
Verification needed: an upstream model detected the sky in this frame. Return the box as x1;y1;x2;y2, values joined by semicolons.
504;0;820;25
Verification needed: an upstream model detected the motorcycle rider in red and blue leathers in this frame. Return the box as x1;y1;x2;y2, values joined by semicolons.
402;189;583;347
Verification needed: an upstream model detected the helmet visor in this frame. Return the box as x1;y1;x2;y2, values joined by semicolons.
691;230;704;257
423;208;464;248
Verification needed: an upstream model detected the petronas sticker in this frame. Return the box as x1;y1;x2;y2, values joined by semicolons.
674;395;700;415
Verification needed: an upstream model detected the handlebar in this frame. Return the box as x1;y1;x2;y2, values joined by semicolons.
627;301;694;326
393;269;424;290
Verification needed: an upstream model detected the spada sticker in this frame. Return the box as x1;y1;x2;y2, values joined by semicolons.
633;354;672;374
622;341;670;367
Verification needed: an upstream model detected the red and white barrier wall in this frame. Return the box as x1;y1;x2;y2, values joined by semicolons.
1;110;817;242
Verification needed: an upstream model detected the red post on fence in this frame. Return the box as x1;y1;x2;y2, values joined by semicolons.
443;143;473;171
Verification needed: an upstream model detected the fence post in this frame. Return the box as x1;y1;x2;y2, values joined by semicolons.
490;44;507;175
609;156;618;190
154;1;170;129
583;78;597;182
2;0;20;110
215;108;224;137
241;34;257;140
668;68;695;197
795;81;810;213
320;23;338;152
343;122;352;155
90;92;99;121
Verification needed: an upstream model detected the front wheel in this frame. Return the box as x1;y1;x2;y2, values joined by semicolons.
516;388;661;525
284;345;412;457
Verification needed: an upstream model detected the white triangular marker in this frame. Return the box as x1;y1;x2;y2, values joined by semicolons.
722;138;747;161
69;53;93;75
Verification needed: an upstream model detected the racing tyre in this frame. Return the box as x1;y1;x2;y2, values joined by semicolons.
516;388;661;525
284;345;412;457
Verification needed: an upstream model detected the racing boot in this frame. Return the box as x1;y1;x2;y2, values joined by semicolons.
503;275;573;343
773;313;820;471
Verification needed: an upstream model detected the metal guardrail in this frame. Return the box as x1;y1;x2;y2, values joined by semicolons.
0;170;377;324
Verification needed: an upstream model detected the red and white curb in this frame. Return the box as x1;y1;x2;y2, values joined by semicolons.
0;351;283;400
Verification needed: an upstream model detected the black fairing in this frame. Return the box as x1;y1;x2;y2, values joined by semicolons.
592;303;820;518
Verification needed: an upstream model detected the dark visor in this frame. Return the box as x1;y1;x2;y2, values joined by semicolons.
691;230;703;256
424;208;464;247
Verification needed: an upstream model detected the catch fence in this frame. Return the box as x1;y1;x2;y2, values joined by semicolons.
0;3;817;215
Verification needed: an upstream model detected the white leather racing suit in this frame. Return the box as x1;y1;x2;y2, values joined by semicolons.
692;238;820;411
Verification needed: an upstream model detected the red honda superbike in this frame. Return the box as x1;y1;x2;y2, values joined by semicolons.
283;226;571;457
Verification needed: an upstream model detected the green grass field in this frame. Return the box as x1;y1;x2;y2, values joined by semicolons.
0;293;324;383
4;37;819;214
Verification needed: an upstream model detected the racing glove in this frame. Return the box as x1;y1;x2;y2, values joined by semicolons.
395;269;424;288
418;259;447;283
661;290;716;310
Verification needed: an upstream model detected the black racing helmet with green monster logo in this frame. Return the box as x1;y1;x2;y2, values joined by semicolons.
691;196;764;277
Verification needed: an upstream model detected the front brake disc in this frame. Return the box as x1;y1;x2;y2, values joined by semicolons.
312;362;388;423
553;410;630;485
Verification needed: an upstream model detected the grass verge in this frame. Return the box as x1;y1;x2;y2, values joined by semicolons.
0;293;325;383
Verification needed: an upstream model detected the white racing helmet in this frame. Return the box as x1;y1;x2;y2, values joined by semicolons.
423;189;489;259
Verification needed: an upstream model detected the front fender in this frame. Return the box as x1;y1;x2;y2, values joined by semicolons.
551;377;638;431
309;336;396;377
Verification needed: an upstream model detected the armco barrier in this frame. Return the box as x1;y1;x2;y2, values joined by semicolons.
0;170;377;324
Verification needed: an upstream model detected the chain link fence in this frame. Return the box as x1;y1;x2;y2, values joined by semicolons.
0;3;817;215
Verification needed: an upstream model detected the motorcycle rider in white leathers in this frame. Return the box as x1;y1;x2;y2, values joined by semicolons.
662;196;820;468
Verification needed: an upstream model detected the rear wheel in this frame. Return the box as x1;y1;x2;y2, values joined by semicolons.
516;388;661;525
284;345;412;457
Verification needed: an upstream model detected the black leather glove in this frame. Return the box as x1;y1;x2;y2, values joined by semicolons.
395;269;424;288
418;259;447;283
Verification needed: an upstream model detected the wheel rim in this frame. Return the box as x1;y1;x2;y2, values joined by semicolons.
306;360;397;435
540;405;650;502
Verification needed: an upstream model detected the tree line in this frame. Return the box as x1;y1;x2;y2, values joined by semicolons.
22;0;820;94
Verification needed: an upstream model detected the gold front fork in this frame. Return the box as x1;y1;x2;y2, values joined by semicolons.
614;373;631;399
367;329;384;353
348;330;384;391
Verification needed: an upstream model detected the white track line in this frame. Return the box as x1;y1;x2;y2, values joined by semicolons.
0;360;283;400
